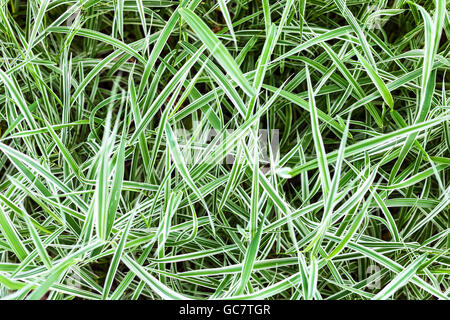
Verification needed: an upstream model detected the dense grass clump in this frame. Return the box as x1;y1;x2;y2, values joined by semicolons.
0;0;449;300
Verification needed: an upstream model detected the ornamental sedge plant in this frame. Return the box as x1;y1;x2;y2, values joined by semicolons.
0;0;449;300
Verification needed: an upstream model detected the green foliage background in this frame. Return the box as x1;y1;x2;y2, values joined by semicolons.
0;0;448;300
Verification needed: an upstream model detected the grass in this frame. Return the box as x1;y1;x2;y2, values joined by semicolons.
0;0;449;300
